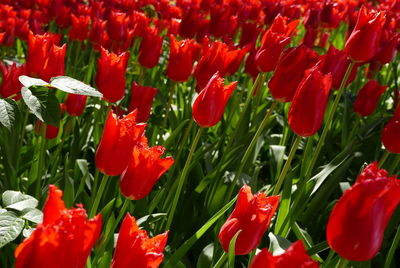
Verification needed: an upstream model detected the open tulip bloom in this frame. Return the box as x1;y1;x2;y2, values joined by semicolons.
2;1;400;267
327;162;400;261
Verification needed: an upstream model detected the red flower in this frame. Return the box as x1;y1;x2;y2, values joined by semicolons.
166;35;200;82
128;82;158;123
250;241;320;268
319;46;358;89
41;44;66;82
218;185;280;255
138;26;163;69
255;15;298;73
288;67;332;137
15;185;102;268
374;33;400;65
95;109;146;176
108;11;131;42
382;108;400;154
239;22;261;47
65;94;87;117
192;72;236;128
327;162;400;261
268;45;318;103
68;14;90;41
111;213;168;268
0;61;26;98
245;46;260;79
27;31;66;81
120;137;174;200
89;19;110;50
95;47;129;103
345;6;386;62
354;80;387;117
195;38;246;91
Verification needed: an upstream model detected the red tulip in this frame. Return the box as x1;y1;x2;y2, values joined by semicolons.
41;43;66;82
239;22;261;47
209;6;238;38
27;31;66;81
354;80;387;117
255;15;298;73
166;35;200;82
195;38;246;91
192;72;237;128
250;240;319;268
345;6;386;62
218;185;280;255
0;61;26;98
319;46;358;89
15;185;102;268
95;109;146;176
128;82;158;123
374;33;400;65
120;137;174;200
108;11;131;42
179;9;203;39
224;45;250;76
68;14;90;41
327;162;400;261
95;47;129;103
382;108;400;154
138;26;163;69
65;93;87;117
245;46;260;79
288;67;332;137
89;19;110;50
268;45;318;103
111;213;168;268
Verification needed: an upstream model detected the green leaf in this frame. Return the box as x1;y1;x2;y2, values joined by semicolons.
50;76;103;97
18;75;48;88
165;196;237;268
228;230;241;268
22;227;34;238
0;210;24;248
21;208;43;224
308;154;350;195
2;191;38;211
43;90;60;127
268;232;292;256
136;213;167;226
21;86;45;121
197;243;214;268
21;87;60;126
0;98;18;130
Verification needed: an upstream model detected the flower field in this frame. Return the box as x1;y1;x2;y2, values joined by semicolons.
0;0;399;267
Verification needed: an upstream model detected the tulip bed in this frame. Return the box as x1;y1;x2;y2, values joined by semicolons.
0;0;400;267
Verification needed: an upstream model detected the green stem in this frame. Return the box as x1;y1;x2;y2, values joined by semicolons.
379;150;390;168
307;241;329;256
384;225;400;268
272;135;302;195
335;257;349;268
205;74;266;207
304;62;355;180
388;154;400;174
35;126;47;198
226;73;266;151
89;174;109;218
165;126;203;229
225;100;277;200
212;252;228;268
95;198;131;258
161;81;176;133
84;49;96;84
